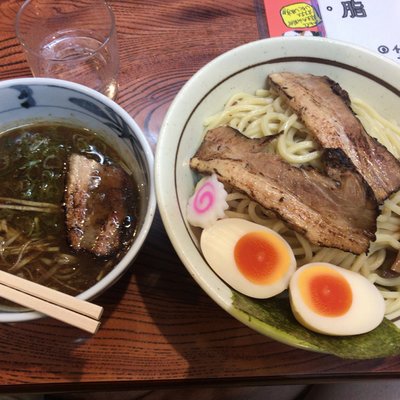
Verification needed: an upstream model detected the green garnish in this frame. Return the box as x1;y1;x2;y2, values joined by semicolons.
231;291;400;359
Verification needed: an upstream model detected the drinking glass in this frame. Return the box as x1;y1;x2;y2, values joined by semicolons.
15;0;120;100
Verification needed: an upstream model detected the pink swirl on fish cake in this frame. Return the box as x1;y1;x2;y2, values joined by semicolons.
187;174;228;229
193;181;215;214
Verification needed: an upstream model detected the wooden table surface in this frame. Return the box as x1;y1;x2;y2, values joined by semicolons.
0;0;400;395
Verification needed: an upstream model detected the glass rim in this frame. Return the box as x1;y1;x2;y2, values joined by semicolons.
15;0;116;60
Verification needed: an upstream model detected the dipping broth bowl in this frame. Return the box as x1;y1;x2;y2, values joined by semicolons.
0;77;156;323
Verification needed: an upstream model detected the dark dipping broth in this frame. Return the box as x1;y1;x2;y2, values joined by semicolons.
0;122;140;309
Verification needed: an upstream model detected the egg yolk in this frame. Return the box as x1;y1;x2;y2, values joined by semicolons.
234;231;289;284
299;266;353;317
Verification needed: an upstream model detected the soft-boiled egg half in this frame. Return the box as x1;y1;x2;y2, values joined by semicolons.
289;262;385;336
200;218;296;298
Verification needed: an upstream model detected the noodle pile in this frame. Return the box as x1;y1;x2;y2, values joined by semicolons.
203;88;400;320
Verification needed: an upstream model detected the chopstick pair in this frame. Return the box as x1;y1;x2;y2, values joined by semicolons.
0;270;103;334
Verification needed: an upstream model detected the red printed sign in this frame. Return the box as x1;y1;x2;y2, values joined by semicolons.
263;0;325;37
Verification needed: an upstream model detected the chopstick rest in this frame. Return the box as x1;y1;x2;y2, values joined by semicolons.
0;270;103;334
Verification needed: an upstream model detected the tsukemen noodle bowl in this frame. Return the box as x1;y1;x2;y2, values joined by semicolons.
0;77;155;323
155;37;400;358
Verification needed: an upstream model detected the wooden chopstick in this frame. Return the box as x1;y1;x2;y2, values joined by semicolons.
0;270;103;319
0;270;103;334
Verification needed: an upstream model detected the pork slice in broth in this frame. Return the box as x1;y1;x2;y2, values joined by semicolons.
65;154;131;257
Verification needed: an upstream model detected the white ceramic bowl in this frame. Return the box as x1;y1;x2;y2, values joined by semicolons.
0;77;156;323
155;37;400;353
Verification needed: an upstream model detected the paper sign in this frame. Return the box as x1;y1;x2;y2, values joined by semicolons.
318;0;400;64
263;0;400;64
